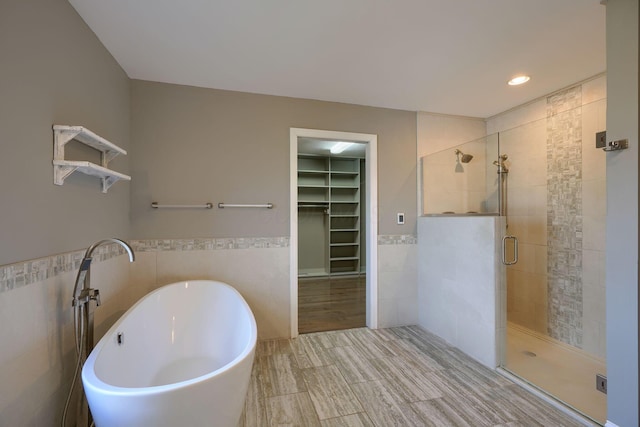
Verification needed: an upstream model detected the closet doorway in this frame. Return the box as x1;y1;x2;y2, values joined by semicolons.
289;128;378;338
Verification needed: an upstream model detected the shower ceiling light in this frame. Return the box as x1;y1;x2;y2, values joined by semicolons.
508;75;530;86
330;141;353;154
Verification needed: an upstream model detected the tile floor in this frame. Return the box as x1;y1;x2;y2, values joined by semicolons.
239;326;588;426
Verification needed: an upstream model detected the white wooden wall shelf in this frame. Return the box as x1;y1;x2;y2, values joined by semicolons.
53;125;131;193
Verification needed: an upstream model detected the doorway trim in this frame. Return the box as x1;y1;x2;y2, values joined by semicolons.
290;128;378;338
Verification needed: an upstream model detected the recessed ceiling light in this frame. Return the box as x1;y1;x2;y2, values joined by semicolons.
508;75;530;86
330;141;353;154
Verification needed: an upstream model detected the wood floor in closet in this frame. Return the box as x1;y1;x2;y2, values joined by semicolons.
298;275;366;333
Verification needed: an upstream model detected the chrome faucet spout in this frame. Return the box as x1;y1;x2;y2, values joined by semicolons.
84;238;135;263
72;238;135;301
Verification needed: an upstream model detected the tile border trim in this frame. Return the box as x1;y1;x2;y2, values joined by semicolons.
0;236;290;294
0;243;129;294
1;235;416;294
130;237;290;252
377;234;417;245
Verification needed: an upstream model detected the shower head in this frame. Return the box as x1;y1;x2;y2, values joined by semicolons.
454;149;473;163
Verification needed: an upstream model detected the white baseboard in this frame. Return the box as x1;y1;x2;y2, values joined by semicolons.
605;422;620;427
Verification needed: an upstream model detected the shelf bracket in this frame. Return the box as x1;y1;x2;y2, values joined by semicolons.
101;150;121;165
53;127;82;160
102;175;120;193
53;163;79;186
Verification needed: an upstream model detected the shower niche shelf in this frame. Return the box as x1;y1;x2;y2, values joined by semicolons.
52;125;131;193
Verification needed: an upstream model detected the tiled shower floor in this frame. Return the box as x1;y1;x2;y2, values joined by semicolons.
239;326;587;426
506;322;606;424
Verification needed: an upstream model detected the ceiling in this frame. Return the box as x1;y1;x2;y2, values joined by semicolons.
298;138;367;157
69;0;606;118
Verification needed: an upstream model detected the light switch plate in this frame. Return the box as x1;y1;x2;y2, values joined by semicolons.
596;131;607;149
397;213;405;225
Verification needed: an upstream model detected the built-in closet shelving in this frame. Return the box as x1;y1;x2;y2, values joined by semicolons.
52;125;131;193
298;155;361;276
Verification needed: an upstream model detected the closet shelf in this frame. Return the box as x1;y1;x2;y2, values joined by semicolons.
53;125;130;193
298;169;329;174
298;155;361;276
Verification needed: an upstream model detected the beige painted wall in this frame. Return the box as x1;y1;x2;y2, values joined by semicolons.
130;80;417;239
0;0;131;424
0;0;131;266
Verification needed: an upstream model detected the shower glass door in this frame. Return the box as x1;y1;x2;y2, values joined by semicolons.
500;85;607;424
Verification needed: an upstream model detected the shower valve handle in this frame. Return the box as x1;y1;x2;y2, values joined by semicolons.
74;288;101;306
90;288;101;306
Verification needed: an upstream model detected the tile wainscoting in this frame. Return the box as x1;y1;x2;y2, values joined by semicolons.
1;235;418;334
377;235;418;328
131;238;291;340
0;242;130;294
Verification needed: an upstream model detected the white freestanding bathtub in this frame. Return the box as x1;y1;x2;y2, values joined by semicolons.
82;280;257;427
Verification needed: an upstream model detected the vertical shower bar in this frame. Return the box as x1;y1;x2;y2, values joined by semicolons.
502;172;508;228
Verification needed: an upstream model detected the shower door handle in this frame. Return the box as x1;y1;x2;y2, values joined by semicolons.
502;235;518;265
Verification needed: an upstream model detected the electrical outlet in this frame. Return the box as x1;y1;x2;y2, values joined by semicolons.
596;373;607;394
397;213;405;225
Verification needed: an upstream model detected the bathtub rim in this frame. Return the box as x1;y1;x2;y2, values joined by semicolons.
81;279;257;396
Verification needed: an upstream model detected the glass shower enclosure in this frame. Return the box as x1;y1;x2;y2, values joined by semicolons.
420;110;607;424
421;134;500;216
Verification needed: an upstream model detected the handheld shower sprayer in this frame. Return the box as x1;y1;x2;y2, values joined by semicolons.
493;154;509;173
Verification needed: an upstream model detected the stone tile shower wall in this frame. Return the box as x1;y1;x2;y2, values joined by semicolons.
546;86;583;347
491;75;606;357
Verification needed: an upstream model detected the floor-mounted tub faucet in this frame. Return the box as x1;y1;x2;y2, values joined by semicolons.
62;238;135;427
72;238;135;352
73;239;136;306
